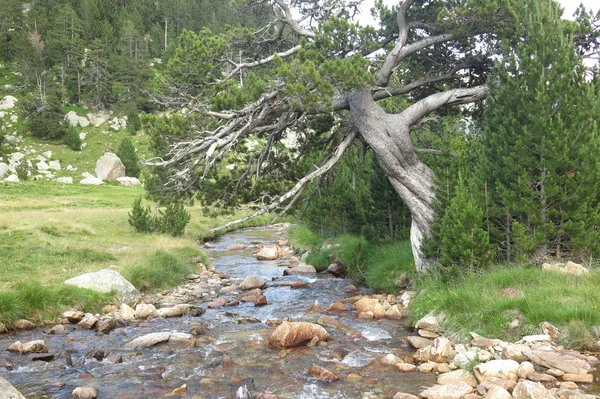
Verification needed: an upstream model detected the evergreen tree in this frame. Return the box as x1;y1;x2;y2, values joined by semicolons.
117;137;140;178
480;0;600;261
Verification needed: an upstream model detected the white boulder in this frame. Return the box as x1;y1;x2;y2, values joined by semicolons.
116;176;141;186
48;160;61;171
95;152;126;180
65;111;90;127
0;95;18;110
0;376;26;399
0;162;8;179
64;269;141;304
80;177;104;185
36;161;49;171
4;174;19;183
57;177;73;184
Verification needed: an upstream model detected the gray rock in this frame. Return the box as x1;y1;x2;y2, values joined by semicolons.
420;382;473;399
80;177;104;185
65;111;90;127
4;174;19;183
48;160;61;171
512;380;554;399
56;177;73;184
116;176;141;186
239;276;266;290
124;332;195;350
0;95;18;110
0;376;26;399
95;152;126;180
64;269;140;304
415;311;446;332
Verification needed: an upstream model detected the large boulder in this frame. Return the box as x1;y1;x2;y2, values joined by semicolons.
269;322;333;349
65;111;90;127
0;95;18;110
95;153;126;180
64;269;140;304
522;349;591;375
0;376;26;399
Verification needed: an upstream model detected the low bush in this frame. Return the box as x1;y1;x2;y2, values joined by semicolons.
64;128;82;151
129;197;191;237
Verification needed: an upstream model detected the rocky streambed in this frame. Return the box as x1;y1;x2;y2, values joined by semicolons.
0;225;598;399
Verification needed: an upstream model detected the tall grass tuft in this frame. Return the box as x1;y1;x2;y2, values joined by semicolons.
123;248;198;291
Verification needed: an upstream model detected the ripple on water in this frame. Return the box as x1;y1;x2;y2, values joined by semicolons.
291;384;351;399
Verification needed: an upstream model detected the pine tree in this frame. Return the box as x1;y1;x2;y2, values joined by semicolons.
128;197;153;233
480;0;600;261
117;137;140;178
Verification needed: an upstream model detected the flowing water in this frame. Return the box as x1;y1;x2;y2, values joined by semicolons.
6;227;594;398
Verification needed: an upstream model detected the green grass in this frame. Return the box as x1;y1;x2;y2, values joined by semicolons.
0;180;278;326
410;266;600;341
0;280;111;326
287;226;415;292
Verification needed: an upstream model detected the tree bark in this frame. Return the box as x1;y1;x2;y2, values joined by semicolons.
348;88;435;272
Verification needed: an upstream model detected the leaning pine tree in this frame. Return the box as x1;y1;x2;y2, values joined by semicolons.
144;0;521;272
480;0;600;261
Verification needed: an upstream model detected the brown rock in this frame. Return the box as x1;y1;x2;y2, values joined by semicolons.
6;341;23;353
562;373;593;383
77;313;98;329
96;317;116;334
502;344;530;362
385;304;407;319
308;365;340;381
540;322;560;339
326;262;344;277
499;287;523;298
289;282;310;289
63;311;85;323
558;382;579;390
488;380;517;392
325;301;347;313
484;386;512;399
255;295;268;306
418;329;440;338
255;244;280;260
522;350;591;375
419;382;473;399
71;386;99;399
438;370;478;387
29;353;56;362
407;336;433;349
512;381;554;399
207;298;228;309
344;284;358;293
305;300;322;313
381;354;404;365
269;322;333;349
239;276;266;290
354;298;379;315
13;319;35;330
171;384;187;395
526;372;556;382
473;360;519;383
134;303;157;319
106;353;123;363
415;311;445;332
429;337;453;363
396;363;417;372
45;324;70;335
119;303;135;320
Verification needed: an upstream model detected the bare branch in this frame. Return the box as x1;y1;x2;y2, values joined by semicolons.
221;44;301;83
208;129;357;233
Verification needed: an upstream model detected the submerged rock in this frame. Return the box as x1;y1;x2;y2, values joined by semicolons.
71;386;98;399
269;321;333;349
124;332;195;350
308;365;340;381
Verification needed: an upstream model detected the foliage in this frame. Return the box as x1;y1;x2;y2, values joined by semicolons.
128;196;153;233
123;249;197;291
127;104;142;134
15;162;30;181
64;127;82;151
26;86;68;140
437;178;493;276
285;225;321;253
158;201;191;237
479;0;600;262
117;137;140;178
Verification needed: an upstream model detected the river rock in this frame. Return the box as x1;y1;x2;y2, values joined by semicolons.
77;313;98;329
135;303;158;319
518;362;535;379
394;394;420;399
415;311;445;332
381;354;404;366
64;269;140;304
12;319;35;330
227;244;246;251
63;310;85;323
255;295;268;306
407;336;433;349
438;370;478;387
420;382;473;399
473;360;519;383
124;332;195;350
239;276;266;290
22;340;48;354
562;373;593;383
120;303;135;320
106;353;123;363
71;386;98;399
0;376;26;399
484;386;513;399
284;263;317;274
255;245;279;260
326;262;344;276
325;301;347;313
96;317;116;334
430;337;453;363
512;381;553;399
522;350;591;374
502;344;530;362
207;298;228;309
305;300;322;313
95;152;126;180
157;304;194;317
308;365;340;381
385;304;406;319
269;321;333;349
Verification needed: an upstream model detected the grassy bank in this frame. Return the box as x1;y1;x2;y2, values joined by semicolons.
287;224;600;346
0;180;272;326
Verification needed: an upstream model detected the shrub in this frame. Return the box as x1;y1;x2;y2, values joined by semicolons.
15;162;29;181
127;104;141;134
158;201;191;237
128;197;153;232
124;250;195;290
117;137;140;178
64;128;82;151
